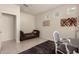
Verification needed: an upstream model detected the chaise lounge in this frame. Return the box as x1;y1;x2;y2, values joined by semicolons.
20;30;40;41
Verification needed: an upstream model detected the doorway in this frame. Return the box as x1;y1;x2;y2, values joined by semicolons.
1;13;16;42
0;13;20;53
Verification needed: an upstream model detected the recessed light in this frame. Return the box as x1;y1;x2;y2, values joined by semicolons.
71;7;76;10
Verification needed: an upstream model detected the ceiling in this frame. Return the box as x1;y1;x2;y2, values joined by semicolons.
20;4;62;15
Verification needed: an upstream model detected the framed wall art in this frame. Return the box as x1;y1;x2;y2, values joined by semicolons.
60;17;77;27
43;20;50;26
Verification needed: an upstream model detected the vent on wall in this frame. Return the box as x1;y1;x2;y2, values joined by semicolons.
23;4;29;7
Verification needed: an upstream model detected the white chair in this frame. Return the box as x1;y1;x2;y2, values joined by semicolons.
53;31;71;54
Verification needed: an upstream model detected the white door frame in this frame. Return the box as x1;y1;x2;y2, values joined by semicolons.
0;12;20;43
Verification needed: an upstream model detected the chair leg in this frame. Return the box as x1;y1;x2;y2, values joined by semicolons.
55;43;57;54
65;43;70;54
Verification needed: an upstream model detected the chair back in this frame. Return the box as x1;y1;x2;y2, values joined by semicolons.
53;31;60;43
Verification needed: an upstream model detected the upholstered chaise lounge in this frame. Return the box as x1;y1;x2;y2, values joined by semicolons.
20;30;40;41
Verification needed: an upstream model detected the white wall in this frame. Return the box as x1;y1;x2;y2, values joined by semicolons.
20;12;35;33
36;5;79;41
0;4;20;43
